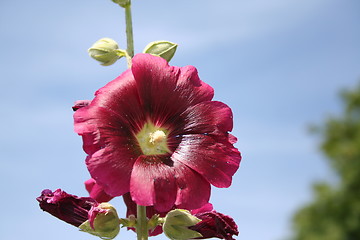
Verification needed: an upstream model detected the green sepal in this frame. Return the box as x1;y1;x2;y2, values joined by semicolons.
143;41;178;62
79;220;119;240
119;215;136;228
148;214;161;231
79;203;120;239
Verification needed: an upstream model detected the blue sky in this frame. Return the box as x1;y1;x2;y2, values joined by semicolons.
1;0;360;239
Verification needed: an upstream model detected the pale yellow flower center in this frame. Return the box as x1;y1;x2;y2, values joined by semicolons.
136;122;171;155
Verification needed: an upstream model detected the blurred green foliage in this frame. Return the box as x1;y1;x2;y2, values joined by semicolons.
291;84;360;240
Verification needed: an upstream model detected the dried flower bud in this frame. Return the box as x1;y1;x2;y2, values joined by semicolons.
37;189;97;227
190;210;239;240
79;202;120;239
162;209;203;240
88;38;126;66
143;41;178;62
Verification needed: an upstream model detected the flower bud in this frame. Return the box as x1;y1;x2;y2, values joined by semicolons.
88;38;126;66
162;209;203;240
112;0;130;7
79;202;120;239
143;41;178;62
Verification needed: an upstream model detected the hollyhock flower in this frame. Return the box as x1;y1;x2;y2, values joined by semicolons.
74;53;241;212
37;189;97;227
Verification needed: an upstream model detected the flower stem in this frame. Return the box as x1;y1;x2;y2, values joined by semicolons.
136;205;148;240
124;1;134;59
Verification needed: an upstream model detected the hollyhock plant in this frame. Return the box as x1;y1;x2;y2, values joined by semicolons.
74;53;241;212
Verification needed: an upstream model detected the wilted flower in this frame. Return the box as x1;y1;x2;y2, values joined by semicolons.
74;53;241;212
37;189;97;227
190;207;239;240
37;189;120;239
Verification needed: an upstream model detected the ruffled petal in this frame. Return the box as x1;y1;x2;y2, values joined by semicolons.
130;155;177;212
86;145;136;197
177;101;233;136
85;179;114;203
172;134;241;188
173;161;211;210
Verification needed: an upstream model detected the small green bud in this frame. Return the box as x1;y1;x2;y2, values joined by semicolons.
88;38;126;66
162;209;203;240
143;41;178;62
79;203;120;239
112;0;130;7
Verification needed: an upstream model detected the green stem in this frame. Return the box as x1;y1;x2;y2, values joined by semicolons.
136;205;148;240
125;1;134;59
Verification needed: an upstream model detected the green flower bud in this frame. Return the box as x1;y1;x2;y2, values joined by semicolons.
79;203;120;239
112;0;130;8
143;41;178;62
88;38;126;66
162;209;203;240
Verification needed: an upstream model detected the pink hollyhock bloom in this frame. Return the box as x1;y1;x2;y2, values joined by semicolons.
74;53;241;211
36;189;97;227
85;178;114;203
190;206;239;240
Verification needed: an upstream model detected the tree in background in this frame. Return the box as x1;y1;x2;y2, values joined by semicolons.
292;84;360;240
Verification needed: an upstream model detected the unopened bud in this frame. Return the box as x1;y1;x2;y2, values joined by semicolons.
88;38;126;66
112;0;130;7
162;209;202;240
79;203;120;239
143;41;178;62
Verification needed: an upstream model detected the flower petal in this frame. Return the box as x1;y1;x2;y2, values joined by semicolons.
130;155;177;212
172;134;241;188
178;101;234;136
173;161;211;210
91;70;145;133
131;54;214;127
85;179;114;203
